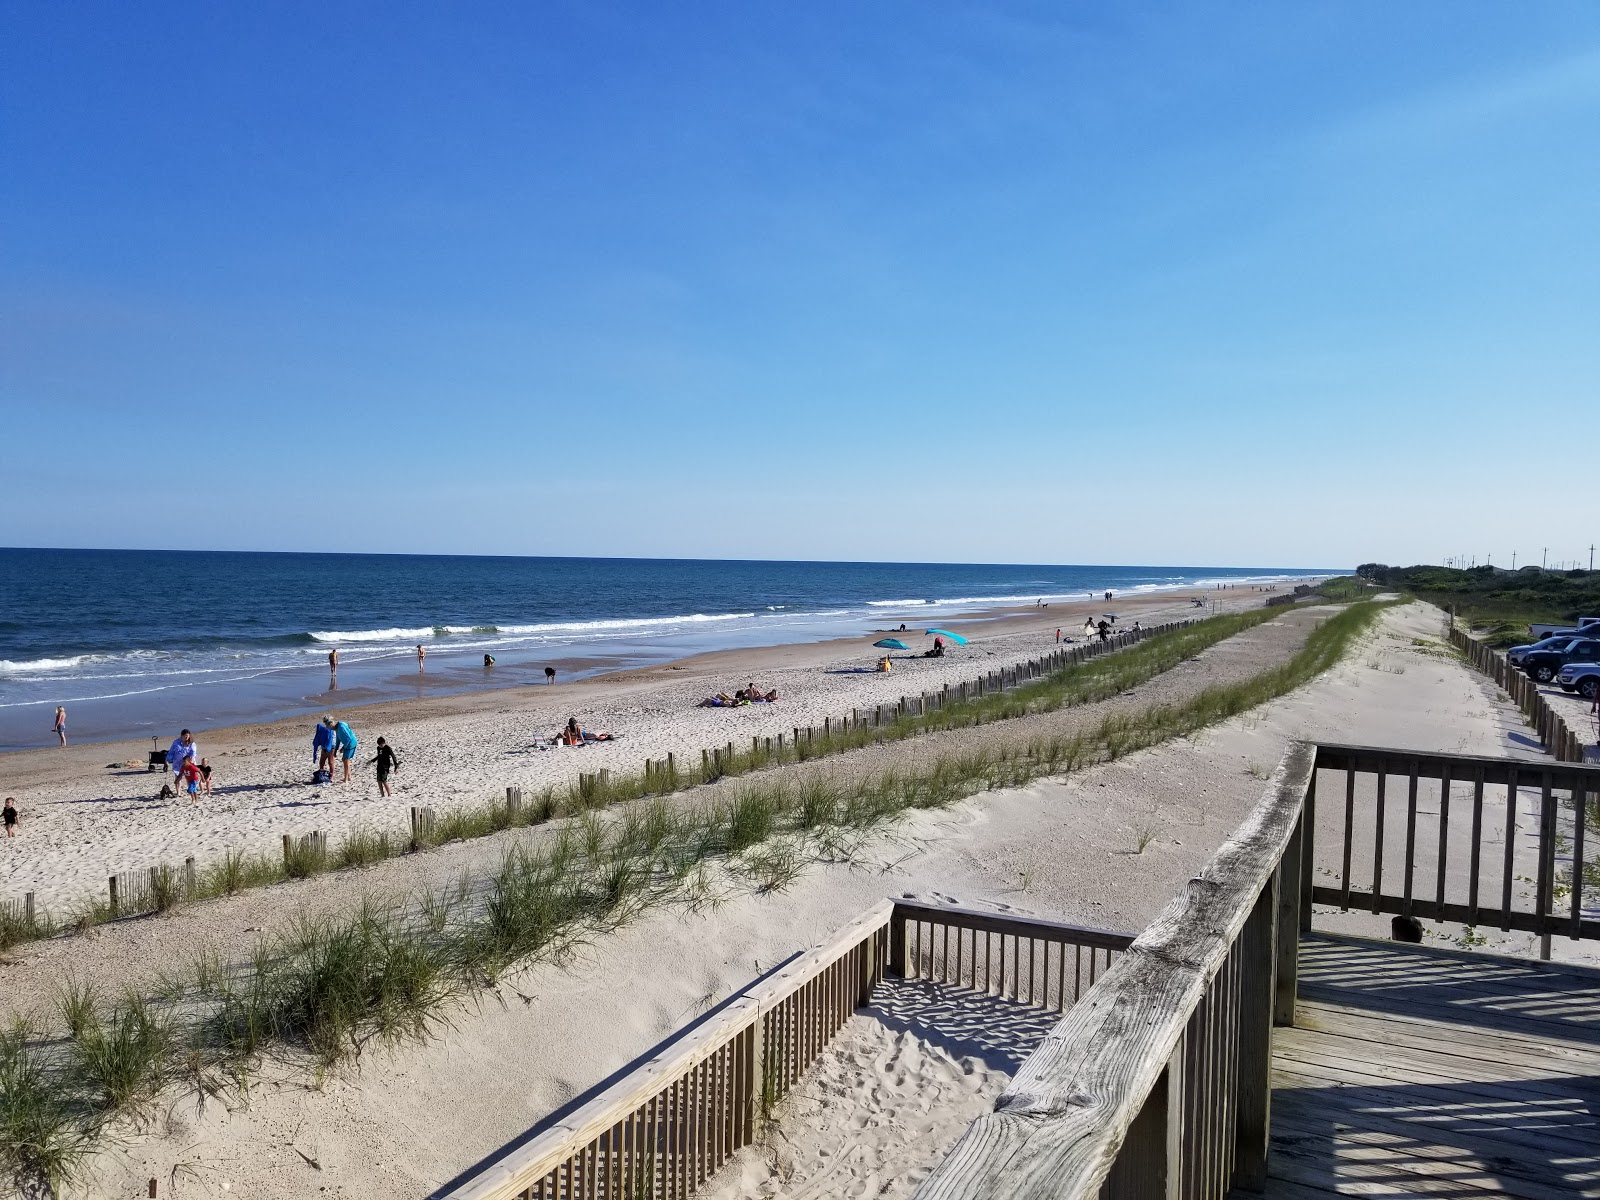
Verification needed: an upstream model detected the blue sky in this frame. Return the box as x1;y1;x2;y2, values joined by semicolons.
3;3;1596;569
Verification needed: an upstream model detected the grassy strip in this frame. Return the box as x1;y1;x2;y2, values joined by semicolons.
0;599;1390;1192
1;610;1283;954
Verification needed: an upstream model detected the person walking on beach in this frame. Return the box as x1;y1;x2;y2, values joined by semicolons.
328;648;339;674
416;644;426;670
313;718;338;779
167;730;197;788
3;797;17;838
333;717;359;783
53;706;66;747
368;737;400;797
181;758;203;804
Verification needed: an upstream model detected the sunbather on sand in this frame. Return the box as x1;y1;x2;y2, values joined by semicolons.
558;717;615;743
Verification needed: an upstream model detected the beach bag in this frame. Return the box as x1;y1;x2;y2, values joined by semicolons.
313;768;331;785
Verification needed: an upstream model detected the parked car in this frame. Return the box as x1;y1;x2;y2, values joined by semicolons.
1556;661;1600;701
1507;635;1579;665
1528;617;1600;641
1520;637;1600;684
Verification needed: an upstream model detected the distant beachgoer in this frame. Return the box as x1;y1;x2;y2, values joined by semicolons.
328;649;339;673
53;706;66;747
369;737;400;797
1083;619;1095;637
334;718;359;782
198;757;213;795
1105;591;1113;601
545;666;556;684
484;654;495;667
1097;620;1110;642
877;656;892;674
313;718;338;777
3;797;16;837
1132;621;1142;633
167;730;197;787
899;623;907;632
417;644;426;669
182;758;202;803
564;717;582;745
1055;628;1061;643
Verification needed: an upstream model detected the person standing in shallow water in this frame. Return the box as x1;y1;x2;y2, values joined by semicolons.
417;644;426;670
53;706;66;746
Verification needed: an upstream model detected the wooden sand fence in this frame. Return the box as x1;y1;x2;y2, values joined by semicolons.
1448;624;1594;762
442;902;1134;1200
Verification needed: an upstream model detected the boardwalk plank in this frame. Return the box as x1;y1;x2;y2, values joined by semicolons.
1264;933;1600;1200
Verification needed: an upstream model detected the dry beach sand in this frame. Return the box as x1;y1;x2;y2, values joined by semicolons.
1;598;1575;1200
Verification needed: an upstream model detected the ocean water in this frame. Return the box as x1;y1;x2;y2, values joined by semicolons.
0;549;1333;748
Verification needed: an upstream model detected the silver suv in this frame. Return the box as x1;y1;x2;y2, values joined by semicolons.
1556;660;1600;701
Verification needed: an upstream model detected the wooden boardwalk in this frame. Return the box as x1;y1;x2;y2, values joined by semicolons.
1266;932;1600;1200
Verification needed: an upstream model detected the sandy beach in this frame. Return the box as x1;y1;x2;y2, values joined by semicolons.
0;598;1568;1200
0;587;1267;911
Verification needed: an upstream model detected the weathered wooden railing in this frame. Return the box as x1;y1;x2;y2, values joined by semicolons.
1449;624;1593;761
914;740;1600;1199
893;899;1132;1011
442;900;1133;1200
1310;743;1599;954
914;743;1316;1200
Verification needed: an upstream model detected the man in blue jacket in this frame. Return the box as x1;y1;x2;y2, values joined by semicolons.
312;717;338;780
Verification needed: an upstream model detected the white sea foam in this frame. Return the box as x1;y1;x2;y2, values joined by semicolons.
0;655;95;674
867;599;929;607
308;627;439;643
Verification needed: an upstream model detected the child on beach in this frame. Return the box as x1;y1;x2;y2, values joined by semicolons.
182;758;202;803
53;706;66;746
369;737;400;797
198;757;213;795
3;797;16;837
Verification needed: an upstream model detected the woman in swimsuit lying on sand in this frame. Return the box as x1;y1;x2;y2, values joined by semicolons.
698;686;778;707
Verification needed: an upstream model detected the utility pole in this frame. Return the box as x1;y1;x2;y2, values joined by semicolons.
1590;544;1595;571
1542;547;1548;569
1512;551;1517;570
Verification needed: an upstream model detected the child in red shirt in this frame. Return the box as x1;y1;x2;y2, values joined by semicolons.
182;759;203;804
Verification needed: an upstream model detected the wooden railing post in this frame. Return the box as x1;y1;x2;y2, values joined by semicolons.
890;909;908;977
1273;814;1302;1027
1235;876;1278;1192
1299;770;1316;933
1102;1051;1181;1200
744;1014;765;1144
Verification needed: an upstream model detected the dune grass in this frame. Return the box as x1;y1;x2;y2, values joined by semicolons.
0;599;1391;1193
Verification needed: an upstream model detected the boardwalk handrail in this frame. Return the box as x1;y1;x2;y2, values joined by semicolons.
913;742;1317;1200
1309;742;1599;948
442;899;1134;1200
442;900;894;1200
